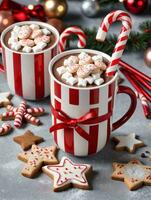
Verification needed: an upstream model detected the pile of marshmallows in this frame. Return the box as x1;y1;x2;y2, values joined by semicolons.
8;24;51;53
57;52;107;87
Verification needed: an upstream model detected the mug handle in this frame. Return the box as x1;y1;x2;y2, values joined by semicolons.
0;42;5;73
112;85;137;131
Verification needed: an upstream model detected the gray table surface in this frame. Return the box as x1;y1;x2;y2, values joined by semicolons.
0;0;151;200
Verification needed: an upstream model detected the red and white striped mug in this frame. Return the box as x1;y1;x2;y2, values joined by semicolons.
49;49;137;156
0;21;60;100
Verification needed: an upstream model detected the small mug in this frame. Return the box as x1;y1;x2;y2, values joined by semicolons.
0;21;60;100
49;49;137;156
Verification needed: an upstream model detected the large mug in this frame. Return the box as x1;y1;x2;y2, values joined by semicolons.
49;49;137;156
0;21;60;100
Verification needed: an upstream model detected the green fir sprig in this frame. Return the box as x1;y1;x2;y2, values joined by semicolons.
70;21;151;55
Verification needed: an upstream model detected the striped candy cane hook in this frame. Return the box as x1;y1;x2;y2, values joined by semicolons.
59;26;86;52
96;10;132;77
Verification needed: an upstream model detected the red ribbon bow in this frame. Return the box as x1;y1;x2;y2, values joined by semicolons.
0;0;46;21
50;105;112;141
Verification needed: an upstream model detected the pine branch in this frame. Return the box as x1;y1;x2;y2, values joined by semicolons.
70;21;151;54
139;21;151;32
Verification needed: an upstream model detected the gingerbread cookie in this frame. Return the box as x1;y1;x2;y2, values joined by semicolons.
0;92;12;107
18;145;58;178
13;130;44;150
42;157;92;192
111;159;151;190
112;133;144;153
0;123;12;136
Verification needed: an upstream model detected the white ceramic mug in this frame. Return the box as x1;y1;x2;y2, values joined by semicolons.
49;49;137;156
0;21;59;100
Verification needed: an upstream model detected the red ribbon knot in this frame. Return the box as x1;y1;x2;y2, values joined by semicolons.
50;105;112;141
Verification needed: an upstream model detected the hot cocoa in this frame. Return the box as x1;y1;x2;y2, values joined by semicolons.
53;52;111;88
4;24;56;53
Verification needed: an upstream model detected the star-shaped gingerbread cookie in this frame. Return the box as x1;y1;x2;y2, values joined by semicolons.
42;157;92;192
0;92;12;107
13;130;44;150
112;133;144;153
18;145;58;178
111;159;151;190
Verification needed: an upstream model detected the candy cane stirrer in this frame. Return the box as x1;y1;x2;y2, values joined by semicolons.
135;91;151;119
96;10;132;76
59;26;86;52
14;101;26;128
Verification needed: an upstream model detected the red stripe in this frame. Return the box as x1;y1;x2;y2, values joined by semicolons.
110;58;120;66
69;89;79;105
102;23;108;32
90;89;99;104
117;35;128;43
113;45;125;53
108;13;114;24
53;99;61;145
88;108;99;154
64;127;74;154
54;81;61;99
34;53;44;99
13;53;23;96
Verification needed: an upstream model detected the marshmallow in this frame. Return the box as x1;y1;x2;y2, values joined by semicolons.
32;45;42;53
22;46;32;53
34;35;51;45
30;29;43;39
67;64;81;73
11;31;18;38
94;60;107;70
78;52;92;65
19;39;35;47
11;42;21;51
13;26;21;34
37;41;47;50
94;78;104;86
61;72;72;81
18;25;32;39
8;37;18;45
78;78;87;87
78;52;89;60
92;55;103;61
30;24;40;30
85;76;94;85
56;66;67;75
66;76;78;86
77;64;97;78
64;56;79;67
92;73;100;80
42;28;51;35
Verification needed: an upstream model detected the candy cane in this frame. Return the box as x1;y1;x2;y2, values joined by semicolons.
27;107;45;116
24;113;40;126
7;105;45;116
7;105;18;112
96;10;132;77
0;123;12;136
59;26;86;52
0;111;15;121
135;91;151;119
14;101;26;128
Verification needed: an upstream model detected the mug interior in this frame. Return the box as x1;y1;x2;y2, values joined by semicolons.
1;21;60;55
49;49;118;90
